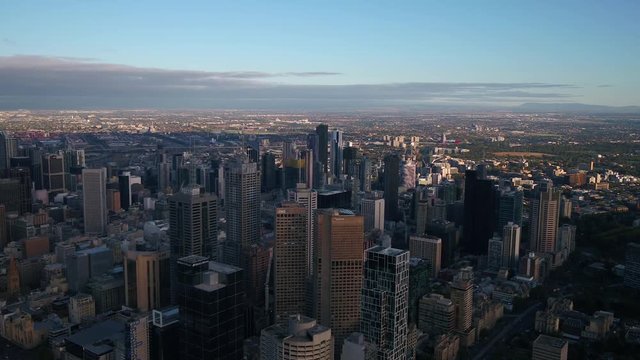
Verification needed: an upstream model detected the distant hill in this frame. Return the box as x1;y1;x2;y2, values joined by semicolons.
514;103;640;114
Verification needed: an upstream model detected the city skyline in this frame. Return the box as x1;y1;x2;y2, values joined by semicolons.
0;1;639;109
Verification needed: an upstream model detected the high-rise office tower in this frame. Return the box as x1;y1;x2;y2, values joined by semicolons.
261;152;277;192
498;189;523;229
303;149;314;189
124;246;171;312
118;171;142;210
360;246;409;359
532;334;568;360
42;153;66;194
330;129;344;177
313;209;364;353
28;148;43;190
82;168;107;235
487;235;503;271
168;186;218;301
150;306;180;360
0;131;17;174
462;170;497;255
502;222;521;271
342;146;360;178
624;242;640;290
2;167;31;214
274;202;308;324
106;189;121;212
359;156;372;192
260;315;333;360
283;140;296;163
287;185;318;276
224;160;260;267
418;294;455;335
360;197;385;232
450;267;475;346
409;235;442;278
530;186;561;254
383;154;400;221
316;124;329;174
176;256;245;360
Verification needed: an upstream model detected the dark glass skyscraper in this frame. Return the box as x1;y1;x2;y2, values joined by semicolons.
315;124;329;174
462;170;497;255
261;152;277;192
384;154;400;221
176;256;245;360
498;188;524;229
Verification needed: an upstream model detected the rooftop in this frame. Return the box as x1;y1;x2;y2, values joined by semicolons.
534;334;568;349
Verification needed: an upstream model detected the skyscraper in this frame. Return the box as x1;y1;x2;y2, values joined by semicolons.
450;267;475;346
118;171;141;210
176;256;245;360
316;124;329;174
487;235;503;271
168;186;218;300
261;152;277;192
383;154;400;221
0;131;17;174
360;246;410;359
330;129;344;177
42;153;66;194
124;245;171;312
359;156;372;192
530;186;561;254
462;170;497;255
360;197;385;232
409;235;442;278
287;185;318;276
274;202;308;324
260;315;333;360
498;188;524;229
502;222;521;271
224;160;260;267
82;168;107;235
313;209;364;353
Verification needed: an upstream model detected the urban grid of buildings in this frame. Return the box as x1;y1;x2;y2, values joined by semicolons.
0;111;638;360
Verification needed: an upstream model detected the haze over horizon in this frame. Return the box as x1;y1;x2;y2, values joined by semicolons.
0;0;638;110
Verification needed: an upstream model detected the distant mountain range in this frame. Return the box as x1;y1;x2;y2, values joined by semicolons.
514;103;640;114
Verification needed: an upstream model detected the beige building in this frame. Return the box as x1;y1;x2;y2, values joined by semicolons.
433;334;460;360
450;267;475;346
532;334;568;360
313;208;364;354
409;235;442;278
260;315;333;360
68;293;96;324
123;245;171;312
274;202;309;324
0;310;48;349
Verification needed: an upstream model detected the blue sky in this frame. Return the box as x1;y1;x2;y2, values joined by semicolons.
0;0;638;109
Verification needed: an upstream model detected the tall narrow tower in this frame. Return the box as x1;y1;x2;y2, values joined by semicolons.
287;185;318;276
383;154;400;221
361;246;410;359
223;160;260;267
274;202;308;324
450;266;475;346
82;168;107;235
530;186;560;254
502;222;521;271
315;124;329;174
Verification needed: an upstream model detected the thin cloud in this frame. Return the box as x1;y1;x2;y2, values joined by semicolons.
0;55;577;109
